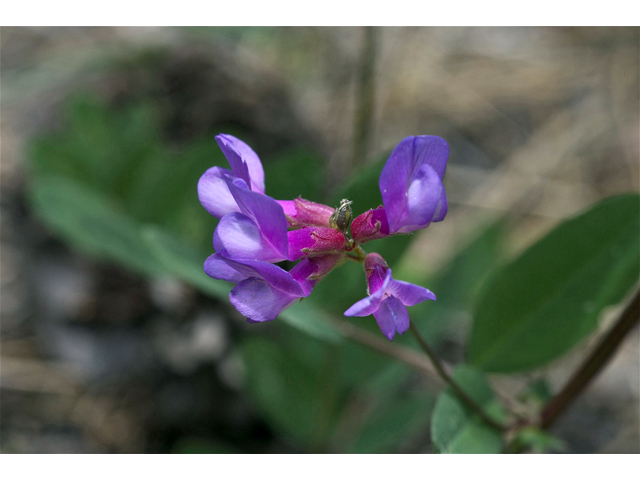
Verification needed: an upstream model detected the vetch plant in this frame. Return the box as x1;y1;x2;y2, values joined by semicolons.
26;95;640;454
199;134;448;341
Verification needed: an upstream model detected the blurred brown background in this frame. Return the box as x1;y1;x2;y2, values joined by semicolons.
1;27;638;453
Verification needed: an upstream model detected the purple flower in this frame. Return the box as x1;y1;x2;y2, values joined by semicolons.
379;135;449;234
199;132;446;337
205;253;344;322
213;177;289;263
344;253;435;341
198;134;265;219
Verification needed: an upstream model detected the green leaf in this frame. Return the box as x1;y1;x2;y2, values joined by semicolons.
431;365;505;454
29;176;162;276
468;194;640;373
241;337;327;446
350;393;433;453
27;95;222;254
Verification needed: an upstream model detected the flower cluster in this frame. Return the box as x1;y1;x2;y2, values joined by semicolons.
198;134;449;341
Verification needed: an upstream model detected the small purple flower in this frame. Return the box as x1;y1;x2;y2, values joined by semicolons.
379;135;449;234
213;177;289;263
197;134;265;219
344;253;436;341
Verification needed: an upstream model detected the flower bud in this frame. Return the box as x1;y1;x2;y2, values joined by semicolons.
351;206;390;244
277;197;334;228
329;199;353;234
288;227;347;261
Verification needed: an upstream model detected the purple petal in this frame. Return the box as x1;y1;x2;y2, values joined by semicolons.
216;257;306;297
431;185;448;223
344;274;389;317
214;212;286;262
380;135;449;234
288;228;315;261
289;257;320;295
343;293;384;317
411;135;449;180
374;296;410;341
277;200;297;218
230;277;299;322
365;255;391;295
387;279;436;306
388;164;445;233
225;178;288;259
197;166;240;219
216;134;265;193
203;253;246;282
216;135;251;188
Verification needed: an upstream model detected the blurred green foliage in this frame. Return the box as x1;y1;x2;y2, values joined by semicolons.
29;95;221;253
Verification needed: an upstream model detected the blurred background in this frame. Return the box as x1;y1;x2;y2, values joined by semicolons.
1;26;638;453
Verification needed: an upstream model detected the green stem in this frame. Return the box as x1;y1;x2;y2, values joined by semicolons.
352;245;367;262
352;26;377;168
409;323;506;431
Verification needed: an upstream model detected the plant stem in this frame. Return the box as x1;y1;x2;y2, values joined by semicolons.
352;26;377;168
409;323;506;431
540;289;640;429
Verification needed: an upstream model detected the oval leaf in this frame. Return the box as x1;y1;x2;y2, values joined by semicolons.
468;194;640;373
